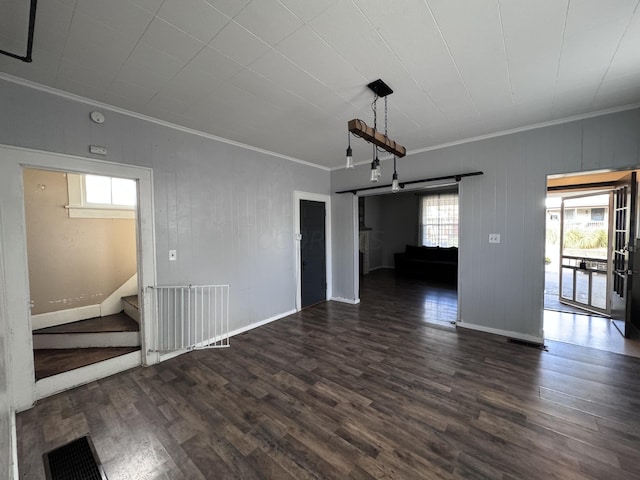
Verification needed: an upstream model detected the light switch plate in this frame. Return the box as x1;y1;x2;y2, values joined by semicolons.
489;234;501;244
169;249;177;261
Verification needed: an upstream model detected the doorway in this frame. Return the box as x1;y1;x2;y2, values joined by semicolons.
300;200;326;308
23;167;141;381
544;169;640;352
0;145;156;408
293;191;332;311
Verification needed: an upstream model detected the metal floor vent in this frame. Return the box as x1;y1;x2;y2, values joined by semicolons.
44;435;107;480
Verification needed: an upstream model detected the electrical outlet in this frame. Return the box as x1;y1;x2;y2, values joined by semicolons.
489;234;501;244
169;249;177;261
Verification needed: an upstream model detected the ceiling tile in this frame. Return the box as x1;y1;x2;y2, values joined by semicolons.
108;78;158;104
129;0;165;14
75;0;154;37
157;0;230;43
564;0;638;37
500;0;567;103
63;11;140;74
56;58;115;91
276;26;366;89
309;1;406;83
141;18;205;61
209;21;271;66
33;0;75;57
277;0;338;22
116;42;188;90
203;0;252;18
234;0;303;46
0;0;30;52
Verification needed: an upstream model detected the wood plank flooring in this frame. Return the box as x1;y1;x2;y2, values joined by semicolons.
17;270;640;479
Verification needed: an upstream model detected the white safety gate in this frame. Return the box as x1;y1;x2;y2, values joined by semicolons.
148;284;230;352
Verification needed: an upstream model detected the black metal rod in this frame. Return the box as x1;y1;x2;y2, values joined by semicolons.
25;0;38;62
335;171;484;194
0;0;38;63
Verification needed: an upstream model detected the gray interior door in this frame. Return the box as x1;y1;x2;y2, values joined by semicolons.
610;172;637;337
300;200;326;308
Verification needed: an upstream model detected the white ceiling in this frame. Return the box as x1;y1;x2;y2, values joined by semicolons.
1;0;639;169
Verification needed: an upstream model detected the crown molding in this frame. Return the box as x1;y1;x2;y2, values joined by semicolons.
0;73;330;172
331;102;640;171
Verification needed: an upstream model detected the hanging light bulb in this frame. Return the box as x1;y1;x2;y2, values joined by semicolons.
391;155;399;193
370;160;378;182
345;133;354;169
370;145;379;182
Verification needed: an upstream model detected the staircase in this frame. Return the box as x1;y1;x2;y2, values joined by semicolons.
32;296;141;380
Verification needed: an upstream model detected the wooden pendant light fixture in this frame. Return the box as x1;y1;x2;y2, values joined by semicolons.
347;79;406;158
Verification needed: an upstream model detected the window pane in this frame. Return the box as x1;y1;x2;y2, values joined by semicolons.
85;175;112;204
112;178;136;206
421;192;458;247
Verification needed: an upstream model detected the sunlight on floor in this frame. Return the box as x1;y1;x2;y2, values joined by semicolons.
544;309;640;358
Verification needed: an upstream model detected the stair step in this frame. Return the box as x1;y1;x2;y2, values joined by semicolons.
33;312;139;334
33;312;140;349
34;347;141;380
122;295;140;323
122;295;139;310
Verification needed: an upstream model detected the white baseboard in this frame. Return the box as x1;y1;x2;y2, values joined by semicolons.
36;351;141;400
155;309;298;363
228;309;297;337
101;273;138;316
456;320;544;344
31;305;100;331
331;297;361;305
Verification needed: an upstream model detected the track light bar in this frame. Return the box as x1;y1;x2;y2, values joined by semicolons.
348;118;406;158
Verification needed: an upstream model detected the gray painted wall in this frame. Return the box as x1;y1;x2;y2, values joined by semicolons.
0;79;329;329
363;196;383;269
331;108;640;339
380;192;419;267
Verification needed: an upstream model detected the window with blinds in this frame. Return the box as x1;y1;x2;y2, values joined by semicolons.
420;191;459;247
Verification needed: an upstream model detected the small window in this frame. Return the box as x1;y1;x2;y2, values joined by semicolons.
67;173;136;219
591;207;605;222
419;191;459;248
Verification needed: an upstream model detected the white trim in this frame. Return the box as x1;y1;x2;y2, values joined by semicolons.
331;297;361;305
157;309;297;363
330;103;640;170
229;309;297;337
35;351;141;401
456;320;544;345
0;73;329;172
101;274;138;317
31;305;101;331
294;192;333;311
66;206;136;219
0;144;157;411
10;411;17;480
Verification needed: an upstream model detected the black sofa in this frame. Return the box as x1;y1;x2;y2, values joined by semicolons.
394;245;458;285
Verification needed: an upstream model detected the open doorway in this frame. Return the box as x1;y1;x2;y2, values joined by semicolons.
544;169;640;355
358;185;459;327
0;145;156;406
23;168;141;382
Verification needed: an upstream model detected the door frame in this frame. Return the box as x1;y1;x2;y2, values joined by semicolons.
293;191;332;311
0;144;157;412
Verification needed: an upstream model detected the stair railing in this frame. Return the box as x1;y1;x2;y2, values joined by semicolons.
148;284;229;352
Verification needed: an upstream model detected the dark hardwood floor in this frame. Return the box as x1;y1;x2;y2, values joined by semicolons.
17;270;640;479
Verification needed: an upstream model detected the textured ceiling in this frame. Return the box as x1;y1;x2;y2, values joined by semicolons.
1;0;639;169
